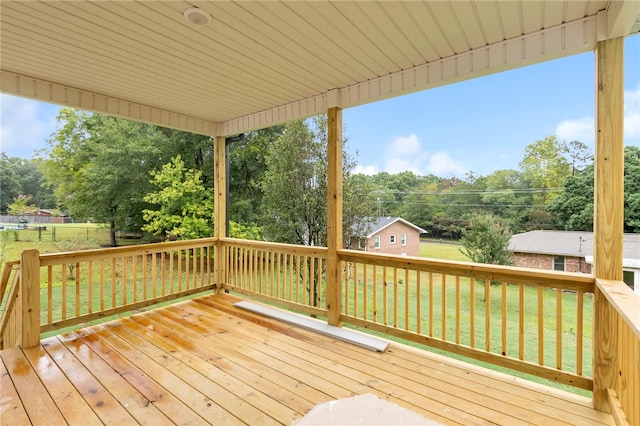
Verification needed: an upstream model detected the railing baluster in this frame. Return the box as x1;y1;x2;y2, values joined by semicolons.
442;273;447;341
47;265;53;323
485;281;490;352
556;287;563;369
88;261;93;315
404;269;409;330
393;268;398;328
75;262;80;317
383;267;388;326
133;255;138;303
519;283;524;360
455;275;460;344
470;276;475;348
428;272;434;336
577;291;584;375
372;265;378;323
61;264;67;320
502;280;507;356
363;263;368;321
416;271;421;334
538;285;544;365
353;262;358;317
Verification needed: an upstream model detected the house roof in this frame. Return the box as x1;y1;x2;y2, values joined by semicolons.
1;1;639;137
509;230;640;267
366;217;427;238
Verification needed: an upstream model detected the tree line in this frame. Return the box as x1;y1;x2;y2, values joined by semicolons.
1;109;639;247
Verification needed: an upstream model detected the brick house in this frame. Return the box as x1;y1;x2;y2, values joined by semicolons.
509;230;640;295
351;217;426;257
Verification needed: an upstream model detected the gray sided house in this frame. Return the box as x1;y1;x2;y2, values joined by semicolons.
351;217;426;257
509;230;640;295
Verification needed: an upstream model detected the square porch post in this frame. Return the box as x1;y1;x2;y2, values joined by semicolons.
592;36;624;412
326;106;343;326
214;135;227;294
20;249;40;348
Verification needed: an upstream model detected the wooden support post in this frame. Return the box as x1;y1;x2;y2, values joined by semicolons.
20;249;40;348
592;36;624;412
214;135;227;294
326;107;343;326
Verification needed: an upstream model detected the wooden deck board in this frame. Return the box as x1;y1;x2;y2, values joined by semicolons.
0;293;614;426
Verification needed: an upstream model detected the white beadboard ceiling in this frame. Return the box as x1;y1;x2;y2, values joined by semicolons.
1;1;638;136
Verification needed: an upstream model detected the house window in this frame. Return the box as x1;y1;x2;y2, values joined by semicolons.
623;270;635;290
390;235;396;244
401;233;407;246
374;236;381;249
553;256;565;271
358;238;365;250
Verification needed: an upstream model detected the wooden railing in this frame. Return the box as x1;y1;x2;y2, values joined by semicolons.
222;238;328;318
3;237;639;423
594;279;640;426
0;261;21;349
0;239;217;349
339;250;595;390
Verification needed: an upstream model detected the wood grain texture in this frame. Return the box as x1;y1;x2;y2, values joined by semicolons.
0;293;614;426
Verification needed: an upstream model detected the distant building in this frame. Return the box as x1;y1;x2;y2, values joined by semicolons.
350;217;426;257
509;230;640;295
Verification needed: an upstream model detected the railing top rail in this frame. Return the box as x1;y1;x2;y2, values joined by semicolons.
596;278;640;340
339;248;595;291
222;237;328;256
39;237;216;266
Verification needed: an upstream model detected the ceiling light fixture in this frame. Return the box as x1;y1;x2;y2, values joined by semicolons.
183;7;212;26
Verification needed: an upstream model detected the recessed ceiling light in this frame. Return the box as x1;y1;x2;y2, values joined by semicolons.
183;7;211;26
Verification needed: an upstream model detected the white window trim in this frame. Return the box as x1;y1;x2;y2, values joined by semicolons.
390;234;396;244
401;233;407;246
374;236;381;249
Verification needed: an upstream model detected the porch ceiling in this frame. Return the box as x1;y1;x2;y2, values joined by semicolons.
1;1;639;136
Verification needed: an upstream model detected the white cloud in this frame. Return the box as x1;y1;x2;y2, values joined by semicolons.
354;164;379;175
355;133;466;177
0;94;60;158
425;151;466;176
555;117;594;145
554;85;640;146
624;86;640;142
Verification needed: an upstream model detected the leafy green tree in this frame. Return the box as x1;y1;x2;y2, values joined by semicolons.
519;135;570;204
460;213;513;265
261;115;373;247
228;127;283;228
7;194;37;216
0;153;21;213
548;146;640;232
143;156;214;240
40;109;213;245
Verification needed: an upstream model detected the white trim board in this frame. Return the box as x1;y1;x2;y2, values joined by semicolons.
233;301;390;352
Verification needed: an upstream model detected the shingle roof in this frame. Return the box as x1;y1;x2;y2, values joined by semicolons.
365;217;427;238
509;230;640;266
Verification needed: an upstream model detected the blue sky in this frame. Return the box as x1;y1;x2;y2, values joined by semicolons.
1;35;638;177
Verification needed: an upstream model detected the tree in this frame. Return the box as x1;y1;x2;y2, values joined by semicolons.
40;109;213;245
460;213;513;265
519;135;571;204
0;153;21;213
143;156;214;240
261;115;373;247
7;194;37;216
548;146;640;232
228;127;283;228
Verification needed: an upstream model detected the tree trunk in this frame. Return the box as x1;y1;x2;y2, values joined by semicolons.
110;220;117;247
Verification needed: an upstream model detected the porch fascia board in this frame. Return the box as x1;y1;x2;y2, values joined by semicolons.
0;70;219;137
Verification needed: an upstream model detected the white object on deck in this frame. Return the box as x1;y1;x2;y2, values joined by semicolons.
294;394;442;425
233;301;390;352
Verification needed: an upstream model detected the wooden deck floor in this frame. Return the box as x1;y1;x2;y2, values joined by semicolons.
1;293;613;425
